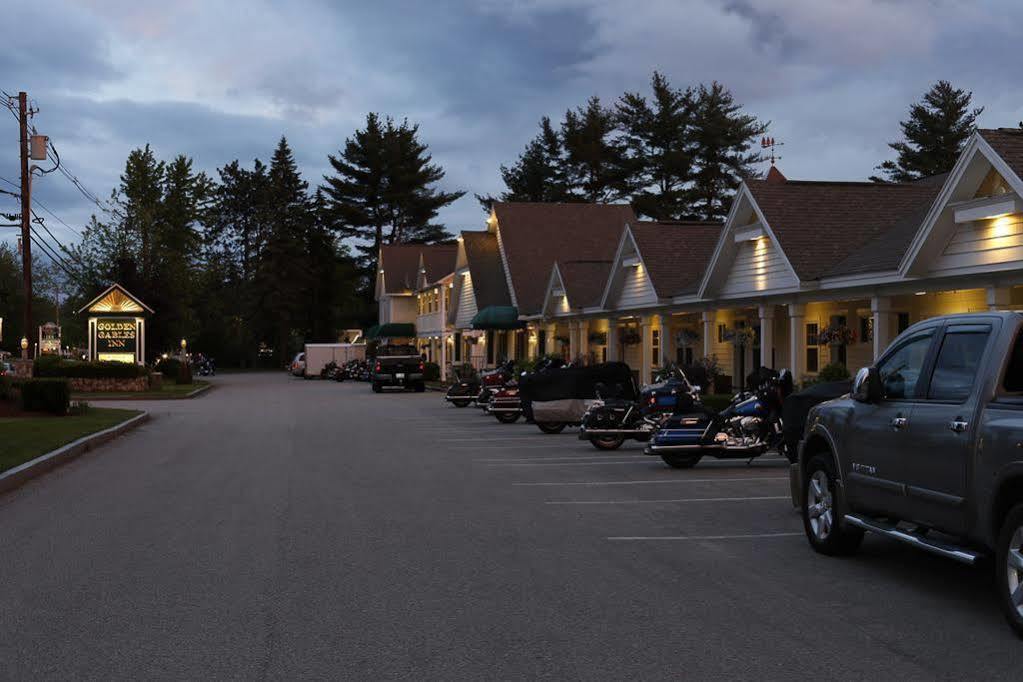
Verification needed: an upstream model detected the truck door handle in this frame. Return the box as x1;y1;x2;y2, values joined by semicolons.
890;417;908;429
949;420;969;433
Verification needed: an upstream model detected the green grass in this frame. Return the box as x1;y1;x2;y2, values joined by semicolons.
71;380;210;400
0;408;142;473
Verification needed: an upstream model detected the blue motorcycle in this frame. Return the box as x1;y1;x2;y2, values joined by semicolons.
645;368;795;468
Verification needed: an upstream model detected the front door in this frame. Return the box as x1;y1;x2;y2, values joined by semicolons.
844;329;937;518
900;321;995;535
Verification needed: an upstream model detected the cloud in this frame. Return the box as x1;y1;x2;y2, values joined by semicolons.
3;0;1023;250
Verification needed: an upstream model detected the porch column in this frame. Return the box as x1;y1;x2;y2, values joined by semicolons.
606;317;619;363
664;316;676;365
988;286;1012;311
546;322;557;356
701;311;715;360
788;303;806;382
871;296;893;362
641;316;654;385
440;334;448;380
577;319;589;364
759;304;775;370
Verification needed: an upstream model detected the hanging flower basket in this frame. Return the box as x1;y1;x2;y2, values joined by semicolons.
727;326;757;348
587;330;608;345
619;328;641;346
675;329;700;347
554;334;571;346
818;324;856;347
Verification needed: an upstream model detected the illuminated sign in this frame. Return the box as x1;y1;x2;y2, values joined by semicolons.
96;318;137;358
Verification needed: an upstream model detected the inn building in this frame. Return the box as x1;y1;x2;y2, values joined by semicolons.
377;127;1023;389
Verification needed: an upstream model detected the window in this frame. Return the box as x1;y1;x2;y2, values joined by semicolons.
860;316;872;346
897;312;910;334
537;329;546;355
876;332;933;400
652;329;661;367
444;286;451;312
1004;331;1023;393
928;326;990;401
718;324;727;343
454;333;462;362
806;323;819;373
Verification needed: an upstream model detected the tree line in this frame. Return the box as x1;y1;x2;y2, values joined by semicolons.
0;75;986;366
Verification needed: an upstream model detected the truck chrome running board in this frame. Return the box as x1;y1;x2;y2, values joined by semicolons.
843;514;982;565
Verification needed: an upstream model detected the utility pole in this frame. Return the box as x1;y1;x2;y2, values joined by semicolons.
17;91;31;359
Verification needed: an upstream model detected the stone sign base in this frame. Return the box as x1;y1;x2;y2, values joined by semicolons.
11;359;33;378
69;376;149;393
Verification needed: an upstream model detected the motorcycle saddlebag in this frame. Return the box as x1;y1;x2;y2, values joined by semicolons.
648;411;714;448
447;382;479;399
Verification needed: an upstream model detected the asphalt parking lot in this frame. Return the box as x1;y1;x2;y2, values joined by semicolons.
1;373;1021;679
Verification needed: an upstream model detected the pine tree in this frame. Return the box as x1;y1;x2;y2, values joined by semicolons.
872;80;983;182
686;82;767;221
476;116;571;211
561;97;635;203
618;71;695;219
323;113;463;285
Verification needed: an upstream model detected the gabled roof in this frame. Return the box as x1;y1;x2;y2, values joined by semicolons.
979;128;1023;182
744;177;943;280
492;202;636;315
462;231;511;309
378;244;424;294
76;283;153;315
559;260;614;309
420;244;458;285
631;221;722;297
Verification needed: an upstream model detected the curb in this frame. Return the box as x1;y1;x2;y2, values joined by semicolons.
0;411;150;496
72;382;212;402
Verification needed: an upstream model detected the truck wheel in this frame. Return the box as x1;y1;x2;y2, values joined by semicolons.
591;435;625;451
802;454;863;556
536;422;566;434
660;454;701;468
451;399;471;408
372;382;382;393
495;411;520;424
996;503;1023;638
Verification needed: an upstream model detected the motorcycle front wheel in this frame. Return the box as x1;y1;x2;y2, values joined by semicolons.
590;435;625;451
536;422;566;434
661;454;701;469
495;411;521;424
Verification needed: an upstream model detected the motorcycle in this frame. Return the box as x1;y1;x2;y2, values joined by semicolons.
445;366;481;407
474;360;516;410
644;367;795;468
578;364;696;451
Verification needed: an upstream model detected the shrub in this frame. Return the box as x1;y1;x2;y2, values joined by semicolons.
19;378;71;415
35;358;148;379
0;375;12;401
155;357;192;384
818;362;851;382
700;393;734;413
423;362;441;381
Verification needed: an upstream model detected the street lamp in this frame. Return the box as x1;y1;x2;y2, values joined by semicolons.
20;336;28;359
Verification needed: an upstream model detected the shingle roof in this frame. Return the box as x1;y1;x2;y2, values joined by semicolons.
379;244;423;294
558;260;613;309
420;243;458;284
631;221;722;297
745;178;943;281
493;202;636;315
980;128;1023;184
462;231;511;309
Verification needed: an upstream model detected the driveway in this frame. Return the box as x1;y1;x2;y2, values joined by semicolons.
0;372;1019;679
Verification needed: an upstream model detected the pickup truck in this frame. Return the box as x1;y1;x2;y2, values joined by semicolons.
796;311;1023;636
371;345;425;393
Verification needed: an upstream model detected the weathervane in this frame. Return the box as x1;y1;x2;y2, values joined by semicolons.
760;136;783;165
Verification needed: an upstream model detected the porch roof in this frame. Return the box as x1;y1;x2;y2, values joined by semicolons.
631;220;721;297
745;178;943;281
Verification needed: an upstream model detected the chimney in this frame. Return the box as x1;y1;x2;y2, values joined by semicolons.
766;166;787;184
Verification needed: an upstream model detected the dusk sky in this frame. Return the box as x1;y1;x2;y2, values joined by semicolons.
2;0;1022;248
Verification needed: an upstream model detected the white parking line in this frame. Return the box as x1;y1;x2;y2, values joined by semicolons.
481;460;654;467
475;455;643;462
449;444;585;450
513;476;789;487
607;532;802;541
434;435;565;441
546;495;790;505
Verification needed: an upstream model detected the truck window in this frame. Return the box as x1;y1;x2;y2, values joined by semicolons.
876;332;933;400
1005;331;1023;393
927;327;991;401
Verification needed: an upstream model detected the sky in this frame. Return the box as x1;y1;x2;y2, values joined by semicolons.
2;0;1022;251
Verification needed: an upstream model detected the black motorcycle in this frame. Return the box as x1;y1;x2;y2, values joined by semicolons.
645;367;795;469
579;365;697;451
445;366;481;407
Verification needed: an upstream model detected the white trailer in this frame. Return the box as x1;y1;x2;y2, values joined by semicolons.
304;343;366;377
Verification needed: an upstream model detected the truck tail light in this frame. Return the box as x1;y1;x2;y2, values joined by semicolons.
419;361;425;372
374;362;381;372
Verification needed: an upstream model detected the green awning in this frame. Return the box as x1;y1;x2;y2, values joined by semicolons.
364;325;381;339
471;306;523;330
369;323;415;339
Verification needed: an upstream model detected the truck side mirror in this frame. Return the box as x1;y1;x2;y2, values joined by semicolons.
852;366;882;403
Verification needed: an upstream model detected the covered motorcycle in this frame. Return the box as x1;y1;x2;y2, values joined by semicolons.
520;362;633;434
579;364;697;450
487;357;568;423
645;367;795;468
